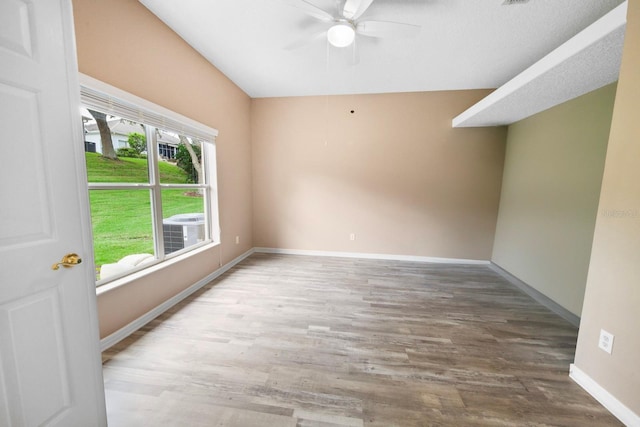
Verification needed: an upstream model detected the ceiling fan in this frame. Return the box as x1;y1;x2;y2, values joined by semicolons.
281;0;421;50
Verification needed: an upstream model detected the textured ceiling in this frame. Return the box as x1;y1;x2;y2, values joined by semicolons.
139;0;625;98
453;2;626;127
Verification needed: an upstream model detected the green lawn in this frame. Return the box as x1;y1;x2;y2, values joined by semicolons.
86;152;188;183
86;153;203;274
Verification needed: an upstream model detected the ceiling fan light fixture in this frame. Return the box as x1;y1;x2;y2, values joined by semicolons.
327;23;355;47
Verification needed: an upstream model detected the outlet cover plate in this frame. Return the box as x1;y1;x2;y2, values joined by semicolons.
598;329;614;354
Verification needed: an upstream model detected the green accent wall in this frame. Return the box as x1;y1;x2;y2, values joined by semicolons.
492;83;617;316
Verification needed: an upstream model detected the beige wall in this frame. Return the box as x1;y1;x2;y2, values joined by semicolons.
72;0;253;338
251;92;506;260
71;1;640;415
492;84;616;316
574;0;640;414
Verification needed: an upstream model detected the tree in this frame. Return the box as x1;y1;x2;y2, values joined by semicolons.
176;135;203;184
88;109;117;160
127;132;146;155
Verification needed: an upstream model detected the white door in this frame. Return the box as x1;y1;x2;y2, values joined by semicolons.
0;0;107;425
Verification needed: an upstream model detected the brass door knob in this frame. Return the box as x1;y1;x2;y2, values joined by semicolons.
52;253;82;270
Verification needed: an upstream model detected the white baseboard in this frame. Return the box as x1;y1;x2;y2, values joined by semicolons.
100;248;255;351
253;247;490;265
570;364;640;426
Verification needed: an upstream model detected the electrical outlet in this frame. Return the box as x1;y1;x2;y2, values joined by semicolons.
349;233;356;241
598;329;614;354
235;235;240;245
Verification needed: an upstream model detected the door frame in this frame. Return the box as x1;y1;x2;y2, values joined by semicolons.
59;0;107;418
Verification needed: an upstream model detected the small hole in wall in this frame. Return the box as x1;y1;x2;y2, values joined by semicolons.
350;110;355;114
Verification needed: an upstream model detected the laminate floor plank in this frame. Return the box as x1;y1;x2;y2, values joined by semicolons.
103;253;622;426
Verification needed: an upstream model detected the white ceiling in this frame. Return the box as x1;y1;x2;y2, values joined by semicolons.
139;0;625;99
453;2;626;127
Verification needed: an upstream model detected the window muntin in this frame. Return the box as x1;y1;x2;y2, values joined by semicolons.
82;108;216;285
79;78;219;286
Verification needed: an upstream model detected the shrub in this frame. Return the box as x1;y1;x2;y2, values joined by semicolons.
127;132;147;155
116;147;139;158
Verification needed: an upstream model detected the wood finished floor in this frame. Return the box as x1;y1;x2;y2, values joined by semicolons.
102;254;622;426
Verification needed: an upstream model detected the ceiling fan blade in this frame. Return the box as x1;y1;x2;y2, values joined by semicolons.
284;30;327;50
280;0;335;22
356;20;421;39
342;0;374;20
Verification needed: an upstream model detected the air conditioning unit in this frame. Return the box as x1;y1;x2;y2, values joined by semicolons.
162;213;205;254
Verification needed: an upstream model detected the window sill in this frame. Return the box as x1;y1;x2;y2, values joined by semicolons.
95;241;220;296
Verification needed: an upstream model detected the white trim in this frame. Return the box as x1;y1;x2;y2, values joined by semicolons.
100;248;255;351
204;142;221;245
80;74;221;288
253;247;490;265
96;242;217;293
61;0;109;420
78;73;218;139
569;364;640;426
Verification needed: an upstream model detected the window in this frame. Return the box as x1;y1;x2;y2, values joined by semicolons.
80;78;219;286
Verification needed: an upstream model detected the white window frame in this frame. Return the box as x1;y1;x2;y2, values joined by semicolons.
79;74;220;286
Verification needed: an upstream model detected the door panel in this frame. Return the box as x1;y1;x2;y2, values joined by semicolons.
0;83;52;247
0;290;71;426
0;0;107;425
0;0;34;58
